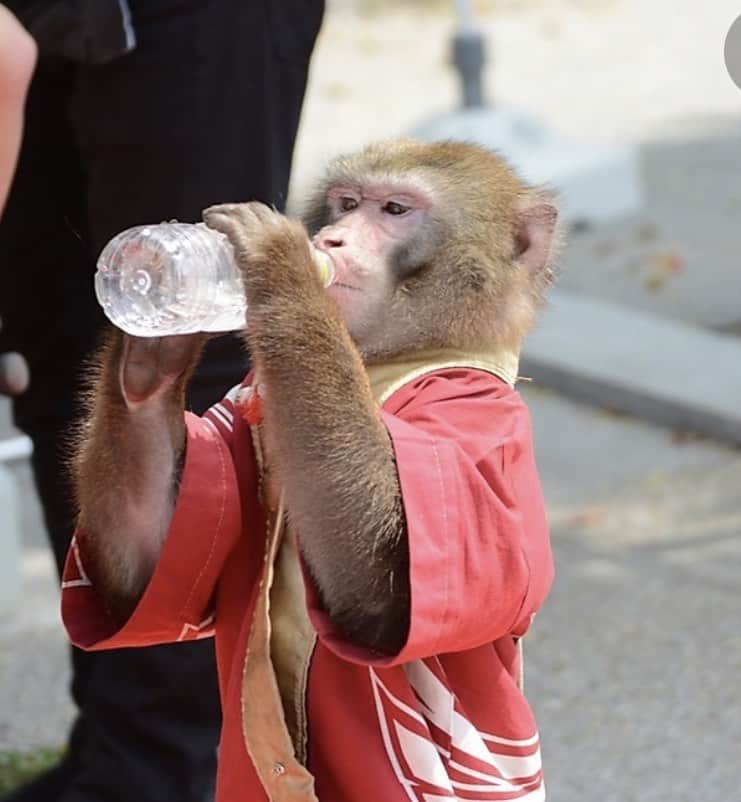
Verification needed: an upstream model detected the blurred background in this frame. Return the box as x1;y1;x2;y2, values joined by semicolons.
1;0;740;799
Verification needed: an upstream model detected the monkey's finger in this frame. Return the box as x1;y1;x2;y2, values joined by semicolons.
203;203;260;231
204;203;279;238
203;210;262;266
203;208;254;242
0;352;29;396
241;201;282;227
202;209;242;238
204;201;271;219
203;202;251;217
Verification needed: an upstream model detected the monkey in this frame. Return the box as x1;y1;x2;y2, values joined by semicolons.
64;139;557;802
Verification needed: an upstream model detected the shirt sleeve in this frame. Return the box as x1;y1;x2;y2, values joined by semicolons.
306;369;554;666
61;405;243;651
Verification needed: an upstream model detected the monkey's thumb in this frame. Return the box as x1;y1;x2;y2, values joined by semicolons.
0;352;30;396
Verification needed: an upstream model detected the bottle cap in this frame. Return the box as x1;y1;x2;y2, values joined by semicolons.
312;249;335;287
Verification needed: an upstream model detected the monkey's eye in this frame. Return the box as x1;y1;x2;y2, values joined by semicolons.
338;196;359;212
383;201;410;216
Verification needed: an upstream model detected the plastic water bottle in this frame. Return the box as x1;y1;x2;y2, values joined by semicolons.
94;222;335;337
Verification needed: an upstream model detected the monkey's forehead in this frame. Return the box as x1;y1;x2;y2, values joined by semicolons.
324;172;434;198
321;139;528;198
328;139;519;176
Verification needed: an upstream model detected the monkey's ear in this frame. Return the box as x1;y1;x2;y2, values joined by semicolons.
513;197;558;277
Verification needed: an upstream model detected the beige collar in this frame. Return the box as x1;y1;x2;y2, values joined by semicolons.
366;346;520;406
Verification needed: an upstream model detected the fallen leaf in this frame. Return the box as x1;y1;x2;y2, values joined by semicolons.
565;506;610;528
644;249;685;291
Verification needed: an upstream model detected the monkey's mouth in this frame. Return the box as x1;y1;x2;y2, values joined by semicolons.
322;250;364;297
332;282;360;291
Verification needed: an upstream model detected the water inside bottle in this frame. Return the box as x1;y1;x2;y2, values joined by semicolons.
95;221;334;337
95;224;246;336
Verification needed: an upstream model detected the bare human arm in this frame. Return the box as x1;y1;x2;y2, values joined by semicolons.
0;4;36;216
0;6;36;396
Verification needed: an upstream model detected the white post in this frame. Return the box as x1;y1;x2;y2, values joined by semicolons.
0;435;33;615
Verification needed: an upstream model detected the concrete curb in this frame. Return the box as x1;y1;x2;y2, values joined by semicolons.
521;289;741;446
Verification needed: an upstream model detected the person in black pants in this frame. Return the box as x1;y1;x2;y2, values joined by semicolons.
0;2;324;800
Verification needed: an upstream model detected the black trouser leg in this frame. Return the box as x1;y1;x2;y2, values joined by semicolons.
28;429;221;802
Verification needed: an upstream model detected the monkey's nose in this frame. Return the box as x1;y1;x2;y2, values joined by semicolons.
315;230;345;250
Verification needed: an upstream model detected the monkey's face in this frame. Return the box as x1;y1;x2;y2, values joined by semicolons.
305;140;559;361
314;181;434;353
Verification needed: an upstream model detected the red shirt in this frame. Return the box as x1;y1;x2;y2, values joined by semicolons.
62;368;553;801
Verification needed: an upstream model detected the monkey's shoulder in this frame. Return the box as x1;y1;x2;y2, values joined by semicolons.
380;366;535;458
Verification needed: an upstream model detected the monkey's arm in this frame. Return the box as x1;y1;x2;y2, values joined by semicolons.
205;204;408;654
258;294;408;653
73;331;206;619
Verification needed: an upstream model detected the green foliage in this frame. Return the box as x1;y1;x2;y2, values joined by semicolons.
0;747;64;794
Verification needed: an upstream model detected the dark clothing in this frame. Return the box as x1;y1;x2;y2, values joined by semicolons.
0;1;323;800
8;0;136;65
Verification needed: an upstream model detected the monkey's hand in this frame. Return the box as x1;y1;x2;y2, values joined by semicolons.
119;332;207;409
203;202;323;312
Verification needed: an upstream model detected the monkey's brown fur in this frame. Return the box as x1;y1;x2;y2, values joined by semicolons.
303;139;558;359
73;139;557;653
73;332;206;619
204;202;409;650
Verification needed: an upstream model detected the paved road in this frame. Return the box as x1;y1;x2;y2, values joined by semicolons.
524;388;741;802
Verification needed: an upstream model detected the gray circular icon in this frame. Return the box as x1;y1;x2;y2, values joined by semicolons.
725;15;741;90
